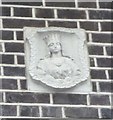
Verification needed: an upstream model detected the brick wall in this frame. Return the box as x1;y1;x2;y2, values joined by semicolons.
0;0;112;119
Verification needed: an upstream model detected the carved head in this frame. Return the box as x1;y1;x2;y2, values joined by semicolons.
43;32;62;54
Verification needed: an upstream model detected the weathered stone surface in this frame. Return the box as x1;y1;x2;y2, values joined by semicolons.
24;27;91;93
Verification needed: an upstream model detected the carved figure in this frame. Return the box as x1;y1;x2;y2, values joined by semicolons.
25;27;90;90
36;33;81;81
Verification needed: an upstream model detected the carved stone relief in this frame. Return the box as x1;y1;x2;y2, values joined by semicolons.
24;27;91;93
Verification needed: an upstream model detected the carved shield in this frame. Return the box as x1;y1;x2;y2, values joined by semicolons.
24;27;90;91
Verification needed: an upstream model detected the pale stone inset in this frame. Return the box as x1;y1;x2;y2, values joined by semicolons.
24;27;91;93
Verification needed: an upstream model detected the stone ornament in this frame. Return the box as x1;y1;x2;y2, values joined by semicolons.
24;27;91;93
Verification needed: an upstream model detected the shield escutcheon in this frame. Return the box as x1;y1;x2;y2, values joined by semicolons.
24;27;91;93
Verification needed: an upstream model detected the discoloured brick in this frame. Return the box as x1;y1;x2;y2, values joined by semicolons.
3;19;45;28
106;46;113;56
35;8;54;18
91;70;106;79
2;55;14;64
78;2;96;8
65;107;98;118
101;22;112;31
90;95;110;105
14;8;32;17
97;58;112;67
80;22;98;31
2;30;13;40
92;82;97;92
20;106;39;117
2;2;42;6
88;46;103;55
20;80;27;90
6;92;50;103
101;108;113;119
17;56;25;64
89;10;112;19
4;67;25;76
2;7;10;16
45;1;75;7
99;82;112;92
58;10;86;19
42;106;62;117
92;33;111;43
5;43;24;53
99;2;111;9
2;105;17;116
53;94;87;105
2;79;17;90
16;31;23;40
48;21;77;28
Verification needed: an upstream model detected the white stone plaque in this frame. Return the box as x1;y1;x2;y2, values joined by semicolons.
24;27;92;93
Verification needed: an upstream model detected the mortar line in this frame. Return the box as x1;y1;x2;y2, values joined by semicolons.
103;46;107;56
62;107;66;118
45;20;48;27
0;102;112;108
13;30;17;40
17;79;21;90
17;105;20;117
98;22;101;32
1;64;25;67
32;8;36;18
75;0;78;8
3;92;6;103
86;9;89;20
0;53;25;56
88;33;92;42
0;76;26;79
109;95;112;106
96;81;100;92
11;7;14;17
0;89;112;95
0;40;24;43
88;42;112;46
1;66;4;76
0;19;3;29
39;106;43;117
1;16;113;22
14;55;18;65
94;58;98;67
98;108;102;119
91;79;112;82
90;67;113;70
89;55;112;58
54;9;58;19
42;0;46;7
105;70;109;80
96;0;100;9
77;21;80;28
1;4;112;11
50;93;53;104
2;42;5;53
87;94;90;106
